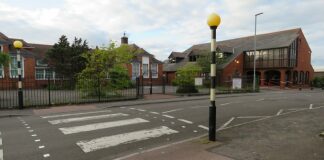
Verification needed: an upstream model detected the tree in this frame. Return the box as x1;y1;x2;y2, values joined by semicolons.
77;42;134;97
196;51;228;74
46;35;89;79
0;52;10;66
173;63;202;93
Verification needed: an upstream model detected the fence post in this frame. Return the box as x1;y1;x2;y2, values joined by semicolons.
98;77;101;102
141;75;144;98
136;77;140;98
48;74;51;106
162;75;166;94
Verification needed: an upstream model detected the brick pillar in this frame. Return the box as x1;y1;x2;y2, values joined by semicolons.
280;70;286;89
260;70;265;86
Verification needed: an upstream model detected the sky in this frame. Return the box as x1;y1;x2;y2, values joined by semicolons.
0;0;323;70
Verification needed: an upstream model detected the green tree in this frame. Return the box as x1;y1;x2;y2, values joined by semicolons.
77;42;134;97
46;35;89;79
173;63;202;93
196;51;228;74
0;52;10;66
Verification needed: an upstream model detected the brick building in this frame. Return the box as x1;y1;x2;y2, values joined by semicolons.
0;32;53;89
163;28;314;88
122;36;164;85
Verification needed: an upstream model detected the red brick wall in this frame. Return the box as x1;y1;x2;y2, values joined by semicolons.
221;53;244;85
294;30;314;81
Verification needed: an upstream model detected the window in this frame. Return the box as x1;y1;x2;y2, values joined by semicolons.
151;64;158;78
132;63;140;78
10;56;24;78
35;68;55;80
0;65;3;78
0;45;3;52
142;64;149;78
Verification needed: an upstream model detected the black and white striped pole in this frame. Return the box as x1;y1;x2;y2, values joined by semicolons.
13;40;24;109
207;13;221;141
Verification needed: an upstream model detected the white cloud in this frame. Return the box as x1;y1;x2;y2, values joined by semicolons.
0;0;323;67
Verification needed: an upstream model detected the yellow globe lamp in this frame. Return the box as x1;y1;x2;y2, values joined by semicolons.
207;13;221;27
13;40;23;49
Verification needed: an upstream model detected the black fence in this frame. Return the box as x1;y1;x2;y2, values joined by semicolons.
0;77;140;109
141;76;259;95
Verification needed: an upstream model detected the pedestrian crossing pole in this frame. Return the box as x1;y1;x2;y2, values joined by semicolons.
207;13;221;141
13;40;24;109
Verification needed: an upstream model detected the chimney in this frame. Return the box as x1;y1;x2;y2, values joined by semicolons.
121;32;128;45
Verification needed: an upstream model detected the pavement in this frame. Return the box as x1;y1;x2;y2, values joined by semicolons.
122;102;324;160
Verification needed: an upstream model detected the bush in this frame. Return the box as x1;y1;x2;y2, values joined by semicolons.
176;85;198;93
312;77;324;88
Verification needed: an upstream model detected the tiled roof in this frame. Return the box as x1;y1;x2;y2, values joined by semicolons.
168;52;185;58
164;28;301;72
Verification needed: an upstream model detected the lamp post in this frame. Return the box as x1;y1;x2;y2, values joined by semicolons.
253;12;263;92
207;13;221;141
13;40;24;109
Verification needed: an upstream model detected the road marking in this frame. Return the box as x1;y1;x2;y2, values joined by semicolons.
0;138;2;146
31;134;37;137
38;145;45;149
218;117;235;130
0;149;3;160
177;119;193;124
120;107;126;109
193;130;198;133
309;104;313;109
59;118;149;135
49;113;128;125
256;98;265;101
276;109;283;116
220;103;231;106
77;126;178;153
41;110;111;119
129;108;136;110
236;116;270;119
150;112;159;115
162;115;175;119
198;125;209;130
137;109;146;112
190;106;206;109
28;130;34;132
162;109;183;114
181;126;186;128
26;126;30;129
43;154;50;158
35;139;40;142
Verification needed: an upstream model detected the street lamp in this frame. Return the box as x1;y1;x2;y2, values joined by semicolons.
207;13;221;141
13;40;24;109
253;12;263;92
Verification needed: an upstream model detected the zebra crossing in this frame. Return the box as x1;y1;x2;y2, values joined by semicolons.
42;109;179;153
0;131;3;160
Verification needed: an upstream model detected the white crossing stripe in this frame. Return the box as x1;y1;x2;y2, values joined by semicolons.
198;125;209;130
77;126;178;153
0;149;3;160
162;115;175;119
43;154;50;158
49;113;128;125
0;138;2;146
177;119;193;124
150;112;159;115
59;118;149;135
41;110;111;119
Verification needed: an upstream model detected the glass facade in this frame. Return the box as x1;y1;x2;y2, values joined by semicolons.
244;46;296;69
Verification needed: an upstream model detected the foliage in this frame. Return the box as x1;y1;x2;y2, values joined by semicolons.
196;51;229;73
173;63;201;93
312;77;324;88
77;42;134;97
46;35;89;79
0;52;10;66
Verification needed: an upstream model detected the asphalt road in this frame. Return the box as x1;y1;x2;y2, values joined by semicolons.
0;89;323;160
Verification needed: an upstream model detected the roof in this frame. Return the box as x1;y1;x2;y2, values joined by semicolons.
168;52;185;58
29;43;53;59
164;28;302;72
128;43;162;64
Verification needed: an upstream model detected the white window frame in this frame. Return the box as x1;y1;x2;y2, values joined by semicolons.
142;56;150;78
0;45;3;52
132;63;140;79
0;65;4;78
35;67;56;80
9;56;24;78
151;63;158;78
